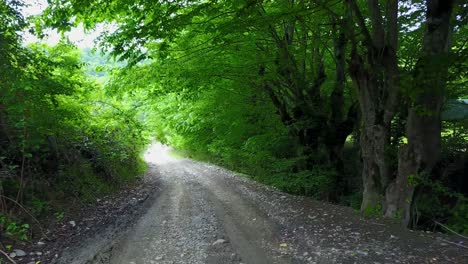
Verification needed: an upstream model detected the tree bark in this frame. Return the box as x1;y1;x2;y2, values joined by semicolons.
346;0;399;213
388;0;455;226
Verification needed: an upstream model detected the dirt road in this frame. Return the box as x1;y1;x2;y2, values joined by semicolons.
60;144;466;264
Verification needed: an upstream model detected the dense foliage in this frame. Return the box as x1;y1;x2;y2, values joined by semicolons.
43;0;468;233
0;0;147;242
1;0;467;242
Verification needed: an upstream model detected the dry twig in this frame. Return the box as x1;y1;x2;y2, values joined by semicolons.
434;220;468;240
0;249;17;264
439;238;468;250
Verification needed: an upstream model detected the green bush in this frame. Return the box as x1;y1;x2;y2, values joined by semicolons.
0;215;30;241
56;162;113;203
413;180;468;234
447;202;468;234
340;192;363;210
272;166;338;200
0;36;148;242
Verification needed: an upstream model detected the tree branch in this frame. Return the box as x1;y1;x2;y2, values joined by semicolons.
346;0;374;49
368;0;385;48
386;0;398;51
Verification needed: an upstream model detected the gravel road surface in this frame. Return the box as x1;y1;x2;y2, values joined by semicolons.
60;144;467;264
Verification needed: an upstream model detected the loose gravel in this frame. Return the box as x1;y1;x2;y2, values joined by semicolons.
25;144;468;264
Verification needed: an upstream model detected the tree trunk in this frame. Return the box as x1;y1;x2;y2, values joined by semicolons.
388;0;455;226
346;0;399;214
348;48;396;212
360;118;392;211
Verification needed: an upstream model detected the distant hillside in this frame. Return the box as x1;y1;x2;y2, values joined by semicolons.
81;47;125;79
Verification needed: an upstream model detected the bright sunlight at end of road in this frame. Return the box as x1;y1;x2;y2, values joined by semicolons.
144;142;176;165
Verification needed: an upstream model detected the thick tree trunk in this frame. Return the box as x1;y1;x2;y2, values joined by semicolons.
388;0;455;226
347;0;399;214
360;125;391;211
348;48;396;212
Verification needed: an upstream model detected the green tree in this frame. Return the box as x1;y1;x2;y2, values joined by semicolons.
40;0;467;231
